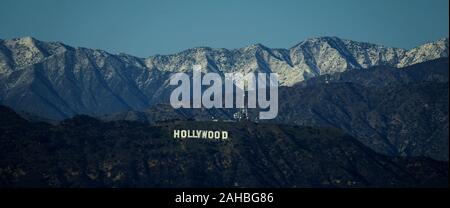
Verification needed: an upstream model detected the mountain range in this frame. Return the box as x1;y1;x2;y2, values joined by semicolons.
0;36;448;120
0;36;448;187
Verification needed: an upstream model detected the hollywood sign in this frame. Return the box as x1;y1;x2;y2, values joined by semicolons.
173;129;229;140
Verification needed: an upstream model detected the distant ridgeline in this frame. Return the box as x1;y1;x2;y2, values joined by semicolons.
0;36;447;120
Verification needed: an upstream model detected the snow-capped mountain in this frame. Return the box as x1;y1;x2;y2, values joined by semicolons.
0;36;448;119
145;36;449;85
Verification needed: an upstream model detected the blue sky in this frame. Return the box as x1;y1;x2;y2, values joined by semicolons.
0;0;448;57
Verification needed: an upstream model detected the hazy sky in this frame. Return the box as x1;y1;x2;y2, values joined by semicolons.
0;0;448;57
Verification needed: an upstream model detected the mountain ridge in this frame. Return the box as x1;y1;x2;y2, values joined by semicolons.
1;36;448;75
0;36;448;120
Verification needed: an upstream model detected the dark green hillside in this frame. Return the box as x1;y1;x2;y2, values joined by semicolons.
0;106;447;187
